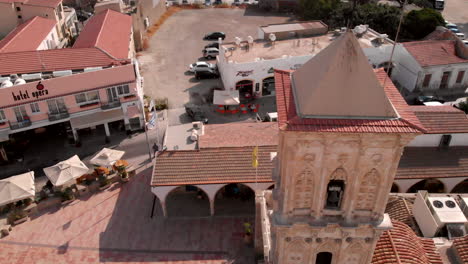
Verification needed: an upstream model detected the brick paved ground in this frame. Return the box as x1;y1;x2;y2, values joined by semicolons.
0;167;255;263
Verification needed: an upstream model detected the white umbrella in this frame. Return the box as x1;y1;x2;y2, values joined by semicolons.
43;155;89;186
0;171;35;207
90;148;125;167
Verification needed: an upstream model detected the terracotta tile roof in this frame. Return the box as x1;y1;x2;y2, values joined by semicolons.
409;106;468;134
73;9;132;59
0;64;136;109
396;147;468;179
199;122;278;149
274;69;423;133
372;220;443;264
452;235;468;263
0;16;56;53
23;0;61;7
0;47;129;76
151;146;276;186
403;40;468;67
385;196;418;232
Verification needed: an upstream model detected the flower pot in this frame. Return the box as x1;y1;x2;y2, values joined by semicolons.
13;216;28;226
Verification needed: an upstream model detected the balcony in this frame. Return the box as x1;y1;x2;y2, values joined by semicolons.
48;111;70;121
101;100;121;110
9;119;32;130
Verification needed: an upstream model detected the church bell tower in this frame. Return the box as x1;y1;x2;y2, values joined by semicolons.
268;32;421;264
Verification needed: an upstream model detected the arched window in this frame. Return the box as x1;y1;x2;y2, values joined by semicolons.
316;252;333;264
325;180;344;209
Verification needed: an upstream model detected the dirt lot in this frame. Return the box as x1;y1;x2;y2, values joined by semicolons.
138;7;292;109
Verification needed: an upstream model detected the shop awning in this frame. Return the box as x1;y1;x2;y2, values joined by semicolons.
0;171;35;206
43;155;89;186
213;90;240;106
70;108;124;129
90;148;125;167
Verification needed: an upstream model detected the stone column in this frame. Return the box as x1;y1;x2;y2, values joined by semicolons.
210;198;215;216
72;129;79;144
104;123;110;143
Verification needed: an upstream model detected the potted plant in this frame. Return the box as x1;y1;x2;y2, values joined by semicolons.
98;175;110;190
114;160;129;183
9;209;28;225
61;187;75;205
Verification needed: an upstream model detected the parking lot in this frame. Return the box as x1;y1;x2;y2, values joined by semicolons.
442;0;468;36
138;7;291;109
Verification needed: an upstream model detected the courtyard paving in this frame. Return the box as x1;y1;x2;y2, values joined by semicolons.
0;167;255;263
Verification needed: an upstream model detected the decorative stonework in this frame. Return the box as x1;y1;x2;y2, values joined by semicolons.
330;167;347;181
285;240;309;264
293;166;314;209
355;169;380;210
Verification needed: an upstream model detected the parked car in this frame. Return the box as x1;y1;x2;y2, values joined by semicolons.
203;32;226;41
213;0;222;4
185;105;208;124
204;0;211;5
204;42;219;49
414;95;445;105
449;28;460;33
445;23;458;30
463;40;468;46
195;70;219;79
203;47;219;59
232;0;240;5
455;32;465;40
189;61;216;73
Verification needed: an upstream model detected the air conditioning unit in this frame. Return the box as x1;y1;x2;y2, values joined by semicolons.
0;77;10;83
53;70;72;77
21;73;42;81
413;191;467;238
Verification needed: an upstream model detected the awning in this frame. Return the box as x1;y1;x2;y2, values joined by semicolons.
0;171;35;206
43;155;89;186
126;105;141;119
70;108;124;129
90;148;125;167
213;90;240;105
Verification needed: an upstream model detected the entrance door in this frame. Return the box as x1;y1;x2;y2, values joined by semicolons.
107;87;119;102
236;80;254;99
13;106;27;122
440;72;450;89
316;252;333;264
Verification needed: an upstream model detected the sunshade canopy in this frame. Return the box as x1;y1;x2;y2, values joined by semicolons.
90;148;125;167
213;90;240;105
43;155;89;186
0;171;35;206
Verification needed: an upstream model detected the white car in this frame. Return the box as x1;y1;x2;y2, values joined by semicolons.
463;40;468;46
455;32;465;40
189;61;216;73
203;47;219;59
446;23;458;30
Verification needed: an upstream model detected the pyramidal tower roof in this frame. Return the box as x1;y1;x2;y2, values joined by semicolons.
291;31;397;119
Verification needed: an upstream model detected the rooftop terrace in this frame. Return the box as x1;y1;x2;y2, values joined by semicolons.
221;27;394;63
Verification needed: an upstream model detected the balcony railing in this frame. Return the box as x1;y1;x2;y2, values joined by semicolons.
101;100;121;110
48;111;70;122
9;119;32;130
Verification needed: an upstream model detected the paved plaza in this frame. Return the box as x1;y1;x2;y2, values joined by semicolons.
0;168;255;263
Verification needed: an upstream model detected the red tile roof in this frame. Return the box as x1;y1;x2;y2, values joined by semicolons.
385;196;419;233
0;47;129;76
0;64;136;109
73;9;132;59
274;69;423;133
396;147;468;179
23;0;61;8
409;105;468;134
200;122;278;149
151;146;276;186
403;40;468;67
0;0;25;3
372;220;443;264
0;16;56;53
452;235;468;263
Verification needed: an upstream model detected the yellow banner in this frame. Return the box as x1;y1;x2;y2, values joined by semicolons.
252;146;258;168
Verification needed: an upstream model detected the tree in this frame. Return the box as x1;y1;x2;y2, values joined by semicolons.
402;8;445;39
299;0;341;21
394;0;433;8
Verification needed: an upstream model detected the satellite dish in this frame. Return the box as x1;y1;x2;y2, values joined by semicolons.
247;36;254;44
269;33;276;42
235;37;242;46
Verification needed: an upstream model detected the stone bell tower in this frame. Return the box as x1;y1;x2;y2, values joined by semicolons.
266;32;422;264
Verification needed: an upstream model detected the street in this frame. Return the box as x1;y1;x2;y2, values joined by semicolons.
442;0;468;36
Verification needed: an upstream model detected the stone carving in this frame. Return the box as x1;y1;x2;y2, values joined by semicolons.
371;154;382;165
330;167;347;181
293;166;314;209
285;240;309;264
342;243;364;264
355;169;380;210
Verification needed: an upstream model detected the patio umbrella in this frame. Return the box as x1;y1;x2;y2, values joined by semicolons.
90;148;125;167
43;155;89;186
0;171;35;207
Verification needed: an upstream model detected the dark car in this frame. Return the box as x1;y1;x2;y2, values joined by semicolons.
204;42;219;49
203;32;226;41
195;70;219;79
185;105;208;123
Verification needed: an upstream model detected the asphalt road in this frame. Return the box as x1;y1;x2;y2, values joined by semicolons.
137;7;291;109
442;0;468;36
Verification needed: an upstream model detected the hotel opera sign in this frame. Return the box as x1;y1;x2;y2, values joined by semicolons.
12;81;49;102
